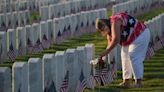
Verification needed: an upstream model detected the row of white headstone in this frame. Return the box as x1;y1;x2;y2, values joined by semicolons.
0;44;96;92
0;0;61;13
0;8;107;63
0;10;30;31
40;0;113;21
145;13;164;53
112;0;161;15
0;0;29;13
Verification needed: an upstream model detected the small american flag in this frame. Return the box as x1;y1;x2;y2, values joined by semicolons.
87;66;95;89
49;33;54;45
62;27;67;40
153;38;163;51
56;31;64;44
75;71;87;92
44;81;56;92
33;39;43;54
42;35;50;49
60;71;69;92
112;62;118;79
160;36;164;46
8;43;16;62
27;38;34;54
94;69;101;84
18;40;24;56
146;46;155;59
100;68;108;85
106;70;113;84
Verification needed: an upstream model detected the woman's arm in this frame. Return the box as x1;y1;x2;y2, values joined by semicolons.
100;19;122;57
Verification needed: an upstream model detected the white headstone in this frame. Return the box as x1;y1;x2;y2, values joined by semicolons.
0;67;11;92
32;23;41;45
62;15;71;39
12;12;19;28
15;2;19;11
49;5;55;19
90;10;97;32
161;14;164;35
25;25;34;46
85;0;91;10
156;15;162;38
54;51;66;92
90;0;96;9
54;4;61;18
70;1;76;13
70;14;78;35
112;5;118;15
42;54;56;92
40;21;48;41
52;4;58;18
28;58;43;92
76;0;81;12
25;25;34;54
153;17;158;42
47;19;54;44
12;62;28;92
148;20;154;42
59;3;65;17
40;21;50;49
7;29;17;61
24;10;30;25
16;27;26;56
59;17;65;36
64;1;71;15
18;11;25;27
80;12;87;28
98;8;107;19
0;32;7;63
6;12;12;29
76;46;85;81
0;14;7;31
40;6;49;21
53;18;60;40
80;0;86;11
85;44;95;88
65;49;78;92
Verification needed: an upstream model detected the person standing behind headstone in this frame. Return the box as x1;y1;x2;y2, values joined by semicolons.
95;12;150;88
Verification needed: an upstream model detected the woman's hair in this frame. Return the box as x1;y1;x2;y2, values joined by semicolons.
96;18;111;32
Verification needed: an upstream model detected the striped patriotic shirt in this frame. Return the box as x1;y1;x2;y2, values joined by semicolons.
110;12;147;46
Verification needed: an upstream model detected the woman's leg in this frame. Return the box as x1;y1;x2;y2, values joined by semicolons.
120;46;133;87
129;29;150;87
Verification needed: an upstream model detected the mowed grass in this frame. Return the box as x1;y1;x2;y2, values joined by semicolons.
0;8;164;92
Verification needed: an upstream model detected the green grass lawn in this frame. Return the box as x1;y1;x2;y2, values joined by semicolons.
0;7;164;92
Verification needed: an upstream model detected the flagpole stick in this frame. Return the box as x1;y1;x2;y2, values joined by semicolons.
93;64;95;92
98;62;100;92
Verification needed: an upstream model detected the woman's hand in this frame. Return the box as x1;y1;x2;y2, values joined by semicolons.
101;19;121;57
99;50;108;57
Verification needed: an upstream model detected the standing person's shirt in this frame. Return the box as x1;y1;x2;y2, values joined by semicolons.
110;12;147;46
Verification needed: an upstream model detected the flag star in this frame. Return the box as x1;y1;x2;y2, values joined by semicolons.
122;31;128;37
129;19;134;25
